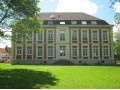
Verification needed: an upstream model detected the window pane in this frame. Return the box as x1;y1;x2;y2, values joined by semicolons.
103;31;107;40
93;31;97;40
38;46;42;56
72;46;77;56
71;21;77;24
38;33;42;41
17;47;22;54
48;31;53;41
27;46;32;54
83;46;88;56
93;46;98;56
48;46;53;56
48;20;53;25
103;46;108;56
60;31;65;40
81;21;87;24
91;21;97;24
83;31;87;40
72;31;77;40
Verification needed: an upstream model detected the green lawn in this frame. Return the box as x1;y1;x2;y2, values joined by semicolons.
0;63;120;89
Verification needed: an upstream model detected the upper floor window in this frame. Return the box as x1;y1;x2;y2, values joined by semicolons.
82;31;87;40
48;30;53;41
72;46;77;56
38;46;42;56
38;32;43;41
71;21;77;24
103;46;108;56
103;31;108;40
16;33;22;41
48;20;53;25
60;30;65;40
48;46;53;56
17;46;22;55
93;46;98;56
91;21;97;24
83;46;88;57
93;31;98;40
81;21;87;24
27;33;32;41
72;31;77;40
60;21;65;24
27;46;32;55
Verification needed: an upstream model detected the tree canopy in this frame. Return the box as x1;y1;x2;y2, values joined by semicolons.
0;0;42;42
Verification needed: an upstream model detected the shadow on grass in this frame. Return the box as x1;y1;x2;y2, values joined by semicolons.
0;69;58;89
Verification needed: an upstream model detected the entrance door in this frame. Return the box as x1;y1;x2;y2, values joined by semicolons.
60;46;66;59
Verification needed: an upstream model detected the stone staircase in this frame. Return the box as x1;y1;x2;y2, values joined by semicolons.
53;60;74;65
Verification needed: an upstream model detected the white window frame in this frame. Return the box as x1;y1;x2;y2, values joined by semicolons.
48;46;53;57
48;30;53;41
72;46;77;56
48;20;53;25
93;45;99;57
26;33;33;41
102;30;108;41
27;46;32;55
72;30;77;41
81;21;87;24
91;21;97;24
37;32;43;41
16;46;22;55
92;31;98;41
82;30;88;41
82;45;89;57
37;46;43;57
60;30;65;40
103;45;109;56
60;21;65;24
71;21;77;24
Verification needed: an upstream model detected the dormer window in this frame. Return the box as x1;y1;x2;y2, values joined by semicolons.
48;20;53;25
81;21;87;24
91;21;97;24
60;21;65;24
71;21;77;24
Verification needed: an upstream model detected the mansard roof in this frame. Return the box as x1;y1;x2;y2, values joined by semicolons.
39;12;109;25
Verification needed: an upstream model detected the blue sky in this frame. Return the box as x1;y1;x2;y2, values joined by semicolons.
0;0;119;48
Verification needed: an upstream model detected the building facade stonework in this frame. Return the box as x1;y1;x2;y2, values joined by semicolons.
11;12;115;65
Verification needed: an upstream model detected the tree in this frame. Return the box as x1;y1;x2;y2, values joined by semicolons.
110;0;120;61
0;0;42;42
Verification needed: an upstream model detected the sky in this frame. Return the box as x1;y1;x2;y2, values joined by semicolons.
0;0;120;48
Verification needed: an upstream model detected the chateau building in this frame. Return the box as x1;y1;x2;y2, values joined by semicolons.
11;12;115;65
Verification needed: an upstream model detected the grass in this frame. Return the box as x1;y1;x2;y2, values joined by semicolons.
0;63;120;89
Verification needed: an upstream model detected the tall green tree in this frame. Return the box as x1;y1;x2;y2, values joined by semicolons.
0;0;42;42
110;0;120;61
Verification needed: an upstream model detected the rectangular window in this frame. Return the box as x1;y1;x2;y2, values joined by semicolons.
93;31;97;40
48;31;53;41
60;21;65;24
48;46;53;56
91;21;97;24
38;46;42;56
72;46;77;56
93;46;98;56
103;46;108;56
72;31;77;40
81;21;87;24
48;20;53;25
60;46;66;56
27;33;32;41
38;32;42;41
103;31;108;40
71;21;77;24
17;33;22;41
17;47;22;55
83;46;88;57
27;46;32;54
82;31;87;40
60;31;65;40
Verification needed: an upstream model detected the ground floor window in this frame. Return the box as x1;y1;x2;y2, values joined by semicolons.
72;46;77;56
48;46;53;56
83;46;88;57
38;46;42;56
60;46;66;56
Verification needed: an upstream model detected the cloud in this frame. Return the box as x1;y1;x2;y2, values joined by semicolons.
113;2;120;13
55;0;98;15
